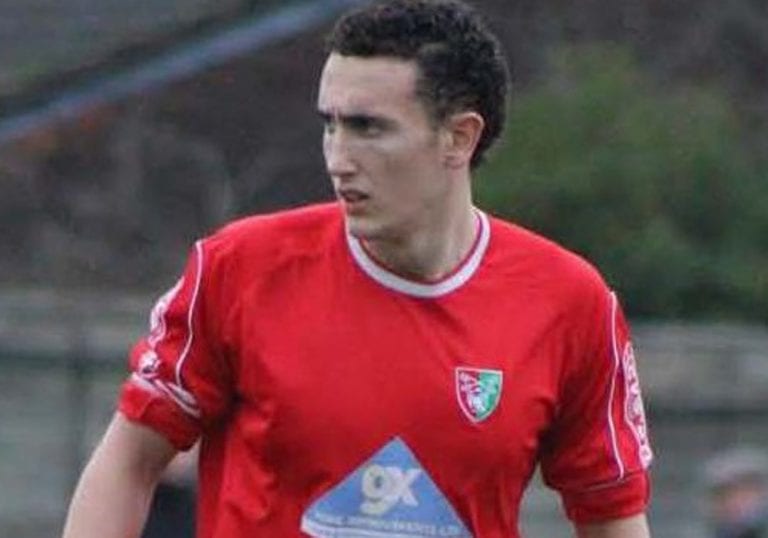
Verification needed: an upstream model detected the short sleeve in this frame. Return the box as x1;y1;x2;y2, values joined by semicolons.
540;290;653;524
118;240;232;450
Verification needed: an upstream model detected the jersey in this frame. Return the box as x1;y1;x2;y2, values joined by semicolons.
118;202;652;538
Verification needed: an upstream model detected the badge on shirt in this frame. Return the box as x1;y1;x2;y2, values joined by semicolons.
301;437;472;537
622;342;653;468
455;367;503;423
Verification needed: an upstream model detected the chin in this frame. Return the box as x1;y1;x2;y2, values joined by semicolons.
344;214;385;241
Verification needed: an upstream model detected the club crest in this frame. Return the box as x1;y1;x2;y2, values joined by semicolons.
455;367;503;423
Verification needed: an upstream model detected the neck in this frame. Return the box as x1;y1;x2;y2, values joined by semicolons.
360;194;478;282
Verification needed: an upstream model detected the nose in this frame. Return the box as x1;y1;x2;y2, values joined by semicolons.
324;130;357;180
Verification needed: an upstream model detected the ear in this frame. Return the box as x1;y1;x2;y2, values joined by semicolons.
442;111;485;169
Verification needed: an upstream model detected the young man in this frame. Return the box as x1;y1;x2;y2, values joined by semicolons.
62;1;653;537
704;447;768;538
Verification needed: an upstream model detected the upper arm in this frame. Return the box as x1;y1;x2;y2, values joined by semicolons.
540;289;652;522
119;240;233;450
575;513;651;538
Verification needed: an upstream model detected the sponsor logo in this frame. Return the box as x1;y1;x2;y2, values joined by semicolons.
301;438;472;537
361;465;422;516
455;367;503;423
622;343;653;467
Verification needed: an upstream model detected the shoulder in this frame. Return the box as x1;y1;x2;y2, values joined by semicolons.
484;212;616;335
201;202;342;260
188;202;343;289
486;213;609;297
211;201;341;243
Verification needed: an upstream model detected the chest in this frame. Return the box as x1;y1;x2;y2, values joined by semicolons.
229;269;571;487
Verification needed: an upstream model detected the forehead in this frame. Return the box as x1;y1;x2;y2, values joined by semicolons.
317;53;421;115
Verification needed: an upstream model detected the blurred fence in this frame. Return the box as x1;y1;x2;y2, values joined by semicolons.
1;291;767;537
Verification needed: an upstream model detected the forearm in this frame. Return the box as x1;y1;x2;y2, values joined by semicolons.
62;414;176;538
62;448;156;538
575;513;651;538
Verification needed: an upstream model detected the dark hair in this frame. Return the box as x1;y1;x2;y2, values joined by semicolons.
325;0;510;168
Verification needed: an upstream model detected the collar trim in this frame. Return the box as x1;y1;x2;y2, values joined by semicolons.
346;211;490;298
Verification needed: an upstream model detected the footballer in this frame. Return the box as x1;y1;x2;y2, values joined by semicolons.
63;1;653;537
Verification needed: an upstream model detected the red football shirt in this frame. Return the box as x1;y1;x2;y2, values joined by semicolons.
119;202;652;537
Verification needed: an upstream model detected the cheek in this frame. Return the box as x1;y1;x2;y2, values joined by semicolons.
321;134;333;166
358;142;401;178
379;137;434;172
362;135;442;197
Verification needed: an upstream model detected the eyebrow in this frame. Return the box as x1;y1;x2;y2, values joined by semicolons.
317;109;392;123
316;109;394;129
316;109;332;121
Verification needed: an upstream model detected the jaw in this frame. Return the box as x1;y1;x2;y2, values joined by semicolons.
342;208;386;241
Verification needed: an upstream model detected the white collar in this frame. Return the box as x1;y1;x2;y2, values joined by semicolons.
346;211;491;298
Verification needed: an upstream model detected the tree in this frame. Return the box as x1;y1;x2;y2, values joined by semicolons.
477;45;768;321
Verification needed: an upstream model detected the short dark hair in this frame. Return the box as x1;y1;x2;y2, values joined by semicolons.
326;0;510;168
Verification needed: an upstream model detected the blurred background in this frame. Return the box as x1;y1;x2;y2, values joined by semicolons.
1;0;767;536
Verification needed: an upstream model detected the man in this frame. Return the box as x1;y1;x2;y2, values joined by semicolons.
704;447;768;538
62;1;653;537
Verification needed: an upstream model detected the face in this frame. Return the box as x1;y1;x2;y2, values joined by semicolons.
711;481;768;525
317;53;452;241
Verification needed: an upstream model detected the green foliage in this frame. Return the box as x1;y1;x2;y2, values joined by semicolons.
477;45;768;321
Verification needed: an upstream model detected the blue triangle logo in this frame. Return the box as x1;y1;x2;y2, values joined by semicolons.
301;437;473;537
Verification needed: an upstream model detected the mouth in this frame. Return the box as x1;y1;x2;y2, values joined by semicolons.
337;188;370;212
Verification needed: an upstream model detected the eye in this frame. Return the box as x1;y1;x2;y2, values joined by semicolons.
346;116;385;137
318;112;336;134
